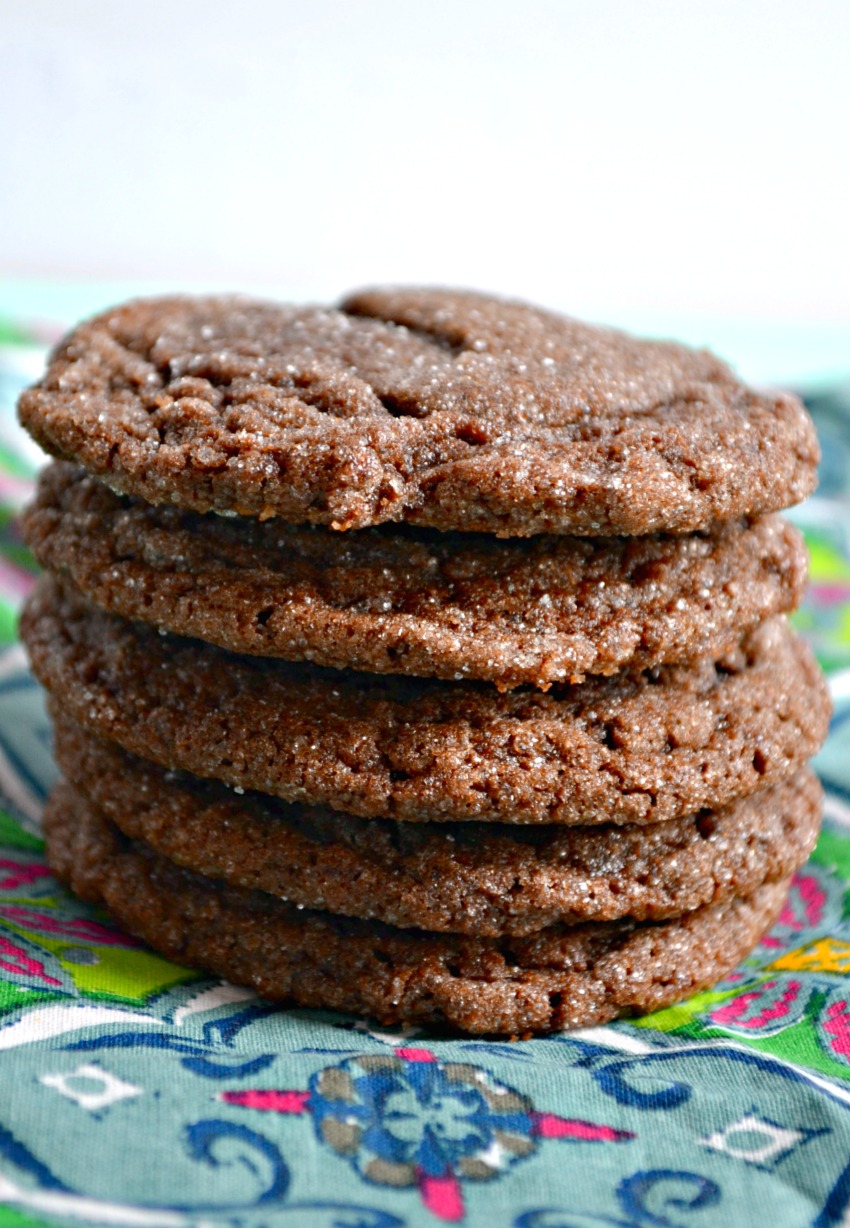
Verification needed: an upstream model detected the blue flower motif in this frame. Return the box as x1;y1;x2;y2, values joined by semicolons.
224;1048;633;1222
309;1053;532;1183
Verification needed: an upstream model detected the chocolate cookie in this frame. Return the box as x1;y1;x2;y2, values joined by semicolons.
25;463;809;689
18;290;819;536
54;715;822;936
22;576;831;825
44;781;790;1035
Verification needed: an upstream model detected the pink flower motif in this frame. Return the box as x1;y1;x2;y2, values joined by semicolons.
0;859;53;892
711;980;802;1030
0;934;62;986
419;1173;465;1223
809;583;850;605
822;999;850;1059
777;872;827;932
222;1090;310;1113
529;1113;630;1142
0;905;141;946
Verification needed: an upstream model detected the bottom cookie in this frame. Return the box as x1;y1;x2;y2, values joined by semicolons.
45;780;789;1035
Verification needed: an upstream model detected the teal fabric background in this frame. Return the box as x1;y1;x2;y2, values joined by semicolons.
2;293;850;1227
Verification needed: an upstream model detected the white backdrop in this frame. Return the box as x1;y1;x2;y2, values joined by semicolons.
2;0;848;325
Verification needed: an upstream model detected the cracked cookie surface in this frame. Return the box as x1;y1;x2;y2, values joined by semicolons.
25;463;809;689
18;289;819;535
53;714;822;936
22;575;831;826
44;780;790;1035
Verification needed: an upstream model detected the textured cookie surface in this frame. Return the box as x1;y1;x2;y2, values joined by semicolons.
18;290;819;535
44;781;790;1035
25;463;809;688
54;716;822;935
22;576;831;825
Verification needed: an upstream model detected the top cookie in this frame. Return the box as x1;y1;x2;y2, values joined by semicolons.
18;289;819;536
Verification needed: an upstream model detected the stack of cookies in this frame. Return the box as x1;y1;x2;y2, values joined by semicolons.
17;289;830;1035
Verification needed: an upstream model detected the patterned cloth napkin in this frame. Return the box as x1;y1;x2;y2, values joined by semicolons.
2;300;850;1228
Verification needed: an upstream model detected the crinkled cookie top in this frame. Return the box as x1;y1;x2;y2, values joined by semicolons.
18;288;820;535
